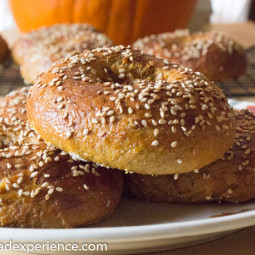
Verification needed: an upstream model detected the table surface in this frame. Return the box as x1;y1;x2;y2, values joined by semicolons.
1;22;255;255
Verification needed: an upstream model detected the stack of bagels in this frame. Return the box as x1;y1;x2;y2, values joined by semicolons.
0;24;253;228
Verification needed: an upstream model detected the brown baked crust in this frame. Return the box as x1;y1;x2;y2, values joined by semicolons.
124;110;255;203
27;46;235;175
0;88;123;228
133;30;247;81
0;35;10;64
12;23;113;84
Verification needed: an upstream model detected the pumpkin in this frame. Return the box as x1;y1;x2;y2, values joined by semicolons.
8;0;198;45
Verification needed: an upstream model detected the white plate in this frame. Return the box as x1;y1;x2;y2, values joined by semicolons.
1;198;255;254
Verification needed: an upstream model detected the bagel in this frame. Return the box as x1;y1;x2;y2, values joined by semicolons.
124;110;255;203
12;23;113;83
27;46;235;175
133;30;247;80
0;88;123;228
0;35;9;64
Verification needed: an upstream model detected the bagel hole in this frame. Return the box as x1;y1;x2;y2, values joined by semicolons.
91;55;157;85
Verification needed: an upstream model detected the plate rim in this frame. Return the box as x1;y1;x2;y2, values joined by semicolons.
1;207;255;242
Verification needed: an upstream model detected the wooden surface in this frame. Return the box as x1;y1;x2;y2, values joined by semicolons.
1;22;255;255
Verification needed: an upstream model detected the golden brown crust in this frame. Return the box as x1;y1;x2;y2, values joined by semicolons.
0;35;10;64
133;30;247;80
12;23;113;83
124;110;255;203
27;46;235;175
0;88;123;228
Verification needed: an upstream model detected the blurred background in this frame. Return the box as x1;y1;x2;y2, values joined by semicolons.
0;0;253;32
0;0;254;45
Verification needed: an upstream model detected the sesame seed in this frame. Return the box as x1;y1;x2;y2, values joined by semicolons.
83;129;89;135
118;93;125;99
66;130;72;138
48;189;54;194
152;119;158;126
177;159;182;164
30;190;35;198
128;107;133;114
29;165;35;172
154;129;159;136
107;110;114;116
118;73;125;79
13;183;19;189
42;182;49;188
145;112;152;118
151;140;159;146
6;153;12;159
141;120;147;127
31;171;38;178
201;104;208;111
215;125;221;131
57;103;65;109
145;104;151;110
83;184;89;190
63;111;69;119
5;178;11;184
23;191;30;196
171;141;178;148
56;187;63;192
159;119;167;125
57;97;63;102
110;116;115;124
18;189;23;197
17;177;23;184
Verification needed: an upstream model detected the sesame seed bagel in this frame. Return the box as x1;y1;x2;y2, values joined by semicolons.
124;110;255;203
27;46;235;175
133;30;247;81
0;35;9;64
0;88;123;228
12;23;113;84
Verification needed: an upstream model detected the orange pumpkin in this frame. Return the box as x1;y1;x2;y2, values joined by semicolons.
9;0;198;45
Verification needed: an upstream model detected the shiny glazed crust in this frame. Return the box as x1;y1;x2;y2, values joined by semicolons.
124;110;255;203
27;46;235;175
0;88;123;228
133;30;247;80
12;23;113;83
0;35;10;64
